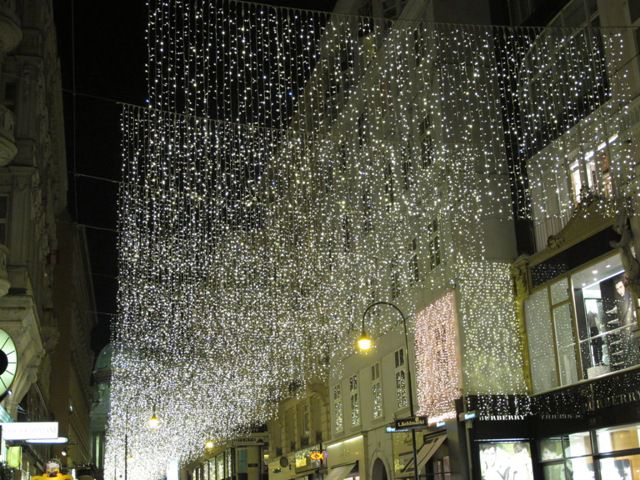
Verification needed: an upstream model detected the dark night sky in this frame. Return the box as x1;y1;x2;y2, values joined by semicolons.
52;0;336;354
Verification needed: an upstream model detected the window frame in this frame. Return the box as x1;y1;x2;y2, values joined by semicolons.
525;250;639;393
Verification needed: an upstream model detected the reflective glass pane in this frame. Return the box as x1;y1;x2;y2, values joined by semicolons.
543;463;566;480
565;431;592;457
525;289;559;392
598;454;640;479
551;278;569;305
541;438;564;461
566;457;594;480
596;424;640;454
570;254;640;378
553;304;579;385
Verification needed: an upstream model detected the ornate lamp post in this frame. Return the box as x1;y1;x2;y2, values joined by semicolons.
356;301;419;480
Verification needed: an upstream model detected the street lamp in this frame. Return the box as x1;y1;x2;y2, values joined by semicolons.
357;301;419;480
148;406;160;429
122;406;161;480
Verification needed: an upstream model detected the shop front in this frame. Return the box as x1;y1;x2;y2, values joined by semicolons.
486;214;640;479
325;435;364;480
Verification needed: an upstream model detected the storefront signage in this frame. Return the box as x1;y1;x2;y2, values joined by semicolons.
394;416;428;430
309;451;323;461
1;422;58;440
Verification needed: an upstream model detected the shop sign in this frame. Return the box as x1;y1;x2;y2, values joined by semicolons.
1;422;58;440
394;416;428;430
309;451;323;461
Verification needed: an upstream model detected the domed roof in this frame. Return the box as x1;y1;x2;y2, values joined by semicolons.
94;343;112;372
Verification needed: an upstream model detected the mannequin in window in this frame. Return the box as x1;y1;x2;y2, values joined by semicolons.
606;276;635;327
587;310;604;366
606;275;639;368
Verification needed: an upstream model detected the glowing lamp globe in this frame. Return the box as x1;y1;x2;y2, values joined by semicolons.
148;412;160;429
356;333;373;352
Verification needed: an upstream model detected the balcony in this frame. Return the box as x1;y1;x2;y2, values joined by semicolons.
0;0;21;54
0;106;16;166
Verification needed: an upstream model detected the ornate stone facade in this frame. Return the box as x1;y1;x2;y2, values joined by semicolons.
0;0;95;476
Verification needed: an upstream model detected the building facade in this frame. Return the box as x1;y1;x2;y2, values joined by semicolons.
0;0;96;477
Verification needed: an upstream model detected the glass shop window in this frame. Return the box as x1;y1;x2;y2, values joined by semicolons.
524;276;578;391
571;253;639;381
596;424;640;480
540;432;594;480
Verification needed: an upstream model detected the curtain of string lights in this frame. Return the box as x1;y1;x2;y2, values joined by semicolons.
105;0;637;477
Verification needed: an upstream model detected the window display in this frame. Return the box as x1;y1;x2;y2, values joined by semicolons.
540;432;594;480
571;254;640;380
525;252;640;391
479;441;533;480
596;437;640;480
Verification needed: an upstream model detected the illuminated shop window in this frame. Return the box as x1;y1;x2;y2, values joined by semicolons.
479;441;533;479
540;432;593;480
333;384;343;432
350;375;360;425
571;254;639;379
525;253;640;393
371;363;382;419
596;423;640;478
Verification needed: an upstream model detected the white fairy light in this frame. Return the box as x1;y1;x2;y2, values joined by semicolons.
105;2;638;478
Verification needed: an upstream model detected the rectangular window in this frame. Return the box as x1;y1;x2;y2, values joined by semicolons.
350;375;360;425
395;349;408;409
479;442;533;479
401;147;412;191
384;162;394;210
362;187;372;232
411;238;420;283
525;252;640;393
395;348;404;368
414;28;425;66
419;114;434;167
568;135;617;205
427;219;440;271
571;253;638;379
524;289;559;393
540;431;594;479
371;363;382;418
357;112;367;147
333;384;343;432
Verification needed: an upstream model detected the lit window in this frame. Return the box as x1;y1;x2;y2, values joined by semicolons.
350;375;360;425
427;219;440;271
394;349;407;409
333;384;343;432
371;363;382;418
568;135;616;204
